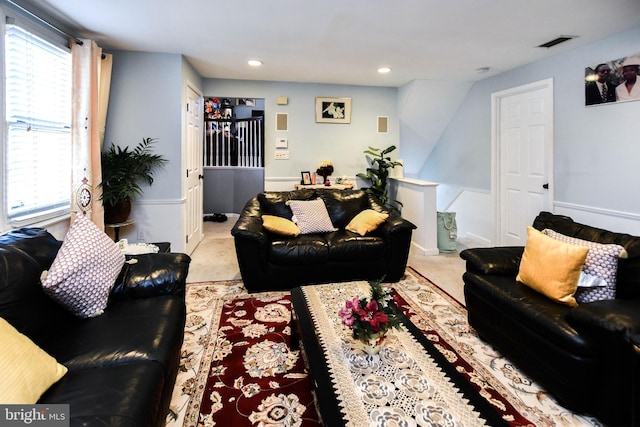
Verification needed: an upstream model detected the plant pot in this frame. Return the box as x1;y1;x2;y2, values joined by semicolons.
353;332;387;355
104;198;132;224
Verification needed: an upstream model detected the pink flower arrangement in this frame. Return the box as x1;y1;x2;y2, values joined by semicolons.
338;280;401;342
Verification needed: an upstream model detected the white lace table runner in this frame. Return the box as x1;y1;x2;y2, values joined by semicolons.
302;282;488;427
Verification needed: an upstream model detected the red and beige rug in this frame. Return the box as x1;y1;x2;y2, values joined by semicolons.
166;268;603;427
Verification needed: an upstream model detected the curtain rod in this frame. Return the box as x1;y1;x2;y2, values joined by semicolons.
6;0;83;45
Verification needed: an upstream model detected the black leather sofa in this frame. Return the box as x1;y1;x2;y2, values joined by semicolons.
231;188;416;292
0;227;191;427
460;212;640;425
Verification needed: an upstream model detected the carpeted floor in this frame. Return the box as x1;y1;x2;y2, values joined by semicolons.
166;269;602;427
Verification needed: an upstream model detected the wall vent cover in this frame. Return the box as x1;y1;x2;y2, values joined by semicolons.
537;36;576;48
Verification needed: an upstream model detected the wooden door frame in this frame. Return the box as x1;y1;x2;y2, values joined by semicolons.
491;78;554;245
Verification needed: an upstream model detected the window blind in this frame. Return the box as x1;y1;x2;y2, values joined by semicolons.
4;23;72;224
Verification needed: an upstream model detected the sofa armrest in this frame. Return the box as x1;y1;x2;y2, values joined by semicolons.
380;213;417;236
110;252;191;301
365;193;416;236
459;247;524;276
230;197;268;242
567;299;640;340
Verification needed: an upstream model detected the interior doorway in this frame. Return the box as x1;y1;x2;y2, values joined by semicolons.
185;83;203;255
202;97;265;215
492;79;554;246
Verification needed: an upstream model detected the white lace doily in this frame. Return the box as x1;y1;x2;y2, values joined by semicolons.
301;282;488;427
120;242;160;255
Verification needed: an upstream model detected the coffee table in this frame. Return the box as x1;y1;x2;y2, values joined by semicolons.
290;282;506;427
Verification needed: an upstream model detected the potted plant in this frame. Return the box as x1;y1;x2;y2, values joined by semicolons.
100;137;167;224
356;145;403;208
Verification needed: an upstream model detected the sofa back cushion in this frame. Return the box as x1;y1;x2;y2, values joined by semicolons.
533;211;640;299
258;189;316;220
0;228;74;345
317;189;370;229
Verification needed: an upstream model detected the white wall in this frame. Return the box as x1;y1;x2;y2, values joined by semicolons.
415;26;640;242
202;79;399;190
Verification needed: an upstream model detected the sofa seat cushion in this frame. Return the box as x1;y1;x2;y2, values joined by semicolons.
39;296;185;371
464;272;598;357
269;235;330;265
327;231;386;261
39;360;166;426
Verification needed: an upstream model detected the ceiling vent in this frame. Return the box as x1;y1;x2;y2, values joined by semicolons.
537;36;576;48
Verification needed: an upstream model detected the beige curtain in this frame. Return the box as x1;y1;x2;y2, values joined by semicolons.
71;40;112;228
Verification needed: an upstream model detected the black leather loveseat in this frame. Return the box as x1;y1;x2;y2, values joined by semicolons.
460;212;640;425
0;227;190;426
231;188;416;292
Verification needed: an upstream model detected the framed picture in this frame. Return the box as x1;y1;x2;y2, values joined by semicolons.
236;98;256;106
585;52;640;106
301;171;312;185
316;97;351;123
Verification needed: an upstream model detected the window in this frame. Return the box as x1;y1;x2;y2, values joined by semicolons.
3;21;72;226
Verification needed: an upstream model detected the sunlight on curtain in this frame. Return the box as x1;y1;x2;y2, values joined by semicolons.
71;40;112;228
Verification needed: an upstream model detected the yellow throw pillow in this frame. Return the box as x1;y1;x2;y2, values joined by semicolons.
0;317;68;403
516;227;589;307
346;209;389;235
262;215;301;237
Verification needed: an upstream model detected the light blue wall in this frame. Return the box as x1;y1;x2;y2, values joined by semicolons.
104;51;183;200
202;79;398;182
104;51;203;250
417;26;640;216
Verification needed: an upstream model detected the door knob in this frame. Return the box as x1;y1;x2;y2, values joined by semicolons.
198;174;204;180
543;183;549;189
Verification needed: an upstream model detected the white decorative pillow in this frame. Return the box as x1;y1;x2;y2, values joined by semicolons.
286;199;337;234
543;228;627;303
42;214;126;318
0;317;67;403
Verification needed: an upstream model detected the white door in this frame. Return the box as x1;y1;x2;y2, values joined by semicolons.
493;79;553;246
185;83;204;254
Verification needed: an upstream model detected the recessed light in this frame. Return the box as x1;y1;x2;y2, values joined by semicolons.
378;67;392;74
475;67;491;74
248;60;263;67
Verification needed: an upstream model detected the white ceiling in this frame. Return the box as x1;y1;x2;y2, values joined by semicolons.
24;0;640;87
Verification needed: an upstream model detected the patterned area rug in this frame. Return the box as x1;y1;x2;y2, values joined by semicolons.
166;268;603;427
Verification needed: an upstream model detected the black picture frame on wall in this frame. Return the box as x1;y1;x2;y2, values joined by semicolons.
585;52;640;106
315;97;351;123
301;171;312;185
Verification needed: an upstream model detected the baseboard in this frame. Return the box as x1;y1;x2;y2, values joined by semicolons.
410;241;440;256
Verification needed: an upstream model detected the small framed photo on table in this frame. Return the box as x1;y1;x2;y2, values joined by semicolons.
301;171;312;185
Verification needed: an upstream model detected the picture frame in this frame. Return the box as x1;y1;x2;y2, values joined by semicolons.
236;98;256;106
316;97;351;123
585;52;640;106
301;171;312;185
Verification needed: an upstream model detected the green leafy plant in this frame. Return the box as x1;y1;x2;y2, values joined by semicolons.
356;145;403;208
100;137;167;208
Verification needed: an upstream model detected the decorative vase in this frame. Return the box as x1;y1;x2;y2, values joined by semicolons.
104;198;132;224
353;332;387;355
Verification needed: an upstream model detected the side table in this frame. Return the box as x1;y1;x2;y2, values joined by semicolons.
294;183;354;190
105;218;135;241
